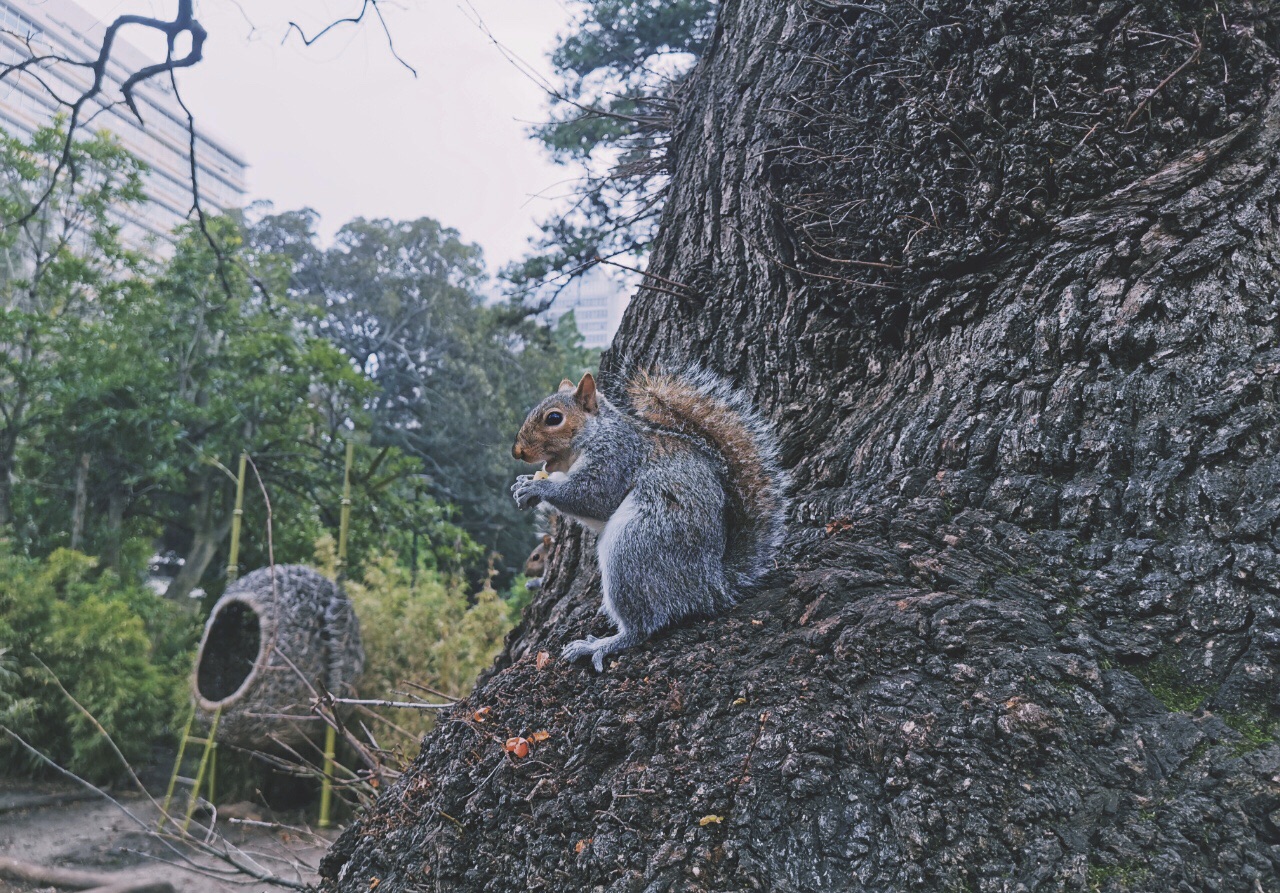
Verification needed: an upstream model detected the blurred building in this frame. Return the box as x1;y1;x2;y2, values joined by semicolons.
547;265;631;350
0;0;247;247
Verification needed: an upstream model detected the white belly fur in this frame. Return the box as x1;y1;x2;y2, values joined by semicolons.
569;515;607;535
595;490;639;621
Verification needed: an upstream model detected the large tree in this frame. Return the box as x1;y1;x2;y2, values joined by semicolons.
321;0;1280;890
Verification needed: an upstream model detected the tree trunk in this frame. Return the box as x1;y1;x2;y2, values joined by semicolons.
164;483;231;601
0;460;11;531
321;2;1280;890
70;453;90;552
103;489;125;569
0;430;16;531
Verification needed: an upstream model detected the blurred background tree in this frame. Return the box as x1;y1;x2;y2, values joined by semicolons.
249;210;596;584
0;123;593;782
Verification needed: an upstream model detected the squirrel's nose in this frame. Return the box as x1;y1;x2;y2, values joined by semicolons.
512;443;524;461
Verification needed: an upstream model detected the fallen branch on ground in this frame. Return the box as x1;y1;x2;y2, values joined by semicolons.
0;855;174;893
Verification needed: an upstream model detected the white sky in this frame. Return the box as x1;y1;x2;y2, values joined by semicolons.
70;0;579;271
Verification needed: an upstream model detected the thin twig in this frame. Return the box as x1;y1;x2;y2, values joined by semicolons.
326;696;453;711
592;255;694;294
244;454;278;602
283;0;417;76
401;679;460;702
1125;31;1202;128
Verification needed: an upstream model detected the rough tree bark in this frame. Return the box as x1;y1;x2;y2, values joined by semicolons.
322;2;1280;890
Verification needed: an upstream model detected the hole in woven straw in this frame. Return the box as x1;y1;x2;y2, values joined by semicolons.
196;600;261;703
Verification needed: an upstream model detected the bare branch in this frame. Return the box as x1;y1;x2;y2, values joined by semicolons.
325;696;454;711
1;1;208;235
283;0;417;77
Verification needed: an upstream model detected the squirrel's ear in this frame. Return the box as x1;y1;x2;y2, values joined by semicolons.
542;534;552;546
575;373;598;412
558;379;575;392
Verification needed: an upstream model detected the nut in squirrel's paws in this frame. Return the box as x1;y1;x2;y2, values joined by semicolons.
534;470;550;480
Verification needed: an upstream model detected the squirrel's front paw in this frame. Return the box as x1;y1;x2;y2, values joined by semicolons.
510;475;544;510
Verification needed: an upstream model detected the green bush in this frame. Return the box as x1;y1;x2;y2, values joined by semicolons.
0;546;198;782
334;544;519;744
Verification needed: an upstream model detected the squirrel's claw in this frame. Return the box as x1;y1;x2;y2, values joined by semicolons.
561;637;602;671
510;475;543;510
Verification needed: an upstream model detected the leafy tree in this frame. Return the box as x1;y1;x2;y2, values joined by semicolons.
0;123;146;531
250;211;596;582
14;210;410;600
508;0;717;292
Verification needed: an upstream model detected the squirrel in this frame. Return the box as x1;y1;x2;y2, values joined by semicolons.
510;369;787;671
523;533;553;590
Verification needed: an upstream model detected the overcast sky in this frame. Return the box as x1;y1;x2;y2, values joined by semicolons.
70;0;578;271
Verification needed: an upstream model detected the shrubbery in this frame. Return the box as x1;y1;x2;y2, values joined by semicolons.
322;537;520;743
0;545;198;782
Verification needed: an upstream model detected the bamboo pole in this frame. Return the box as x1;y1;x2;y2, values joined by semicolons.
321;441;355;826
226;453;248;583
317;724;337;829
157;709;195;830
336;441;353;582
182;706;220;833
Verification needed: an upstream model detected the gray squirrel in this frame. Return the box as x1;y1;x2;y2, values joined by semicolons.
523;533;553;589
510;369;787;671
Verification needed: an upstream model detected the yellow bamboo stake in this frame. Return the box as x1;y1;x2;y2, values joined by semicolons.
336;440;354;582
182;706;221;833
158;708;195;830
321;441;354;826
226;452;248;583
318;724;337;829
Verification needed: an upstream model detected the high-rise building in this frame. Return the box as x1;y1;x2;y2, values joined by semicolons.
548;265;631;350
0;0;247;246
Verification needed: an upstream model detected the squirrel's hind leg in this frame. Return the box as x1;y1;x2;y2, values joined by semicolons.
561;629;643;672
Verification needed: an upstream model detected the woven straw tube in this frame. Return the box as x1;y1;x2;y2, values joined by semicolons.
192;565;364;748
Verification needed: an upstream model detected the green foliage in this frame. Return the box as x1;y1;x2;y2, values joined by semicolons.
11;203;395;598
0;545;198;782
509;0;717;291
541;0;716;161
250;210;595;582
335;543;520;742
0;122;579;785
0;123;147;531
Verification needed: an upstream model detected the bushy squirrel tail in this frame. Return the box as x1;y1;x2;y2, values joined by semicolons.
625;368;788;590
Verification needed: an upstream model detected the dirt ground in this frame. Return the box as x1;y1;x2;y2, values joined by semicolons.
0;778;336;892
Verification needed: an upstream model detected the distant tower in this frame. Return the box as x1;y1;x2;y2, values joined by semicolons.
548;265;631;350
0;0;248;249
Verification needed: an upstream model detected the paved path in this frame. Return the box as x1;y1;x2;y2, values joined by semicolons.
0;779;333;892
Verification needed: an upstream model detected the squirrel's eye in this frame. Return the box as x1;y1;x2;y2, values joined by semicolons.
545;411;564;426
